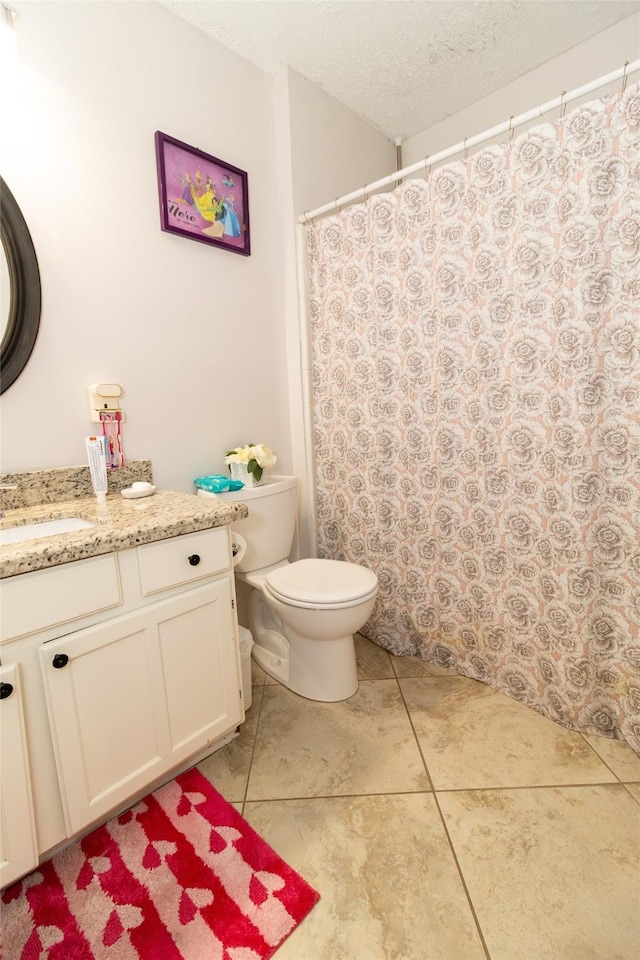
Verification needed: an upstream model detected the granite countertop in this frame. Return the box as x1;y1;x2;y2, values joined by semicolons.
0;490;248;579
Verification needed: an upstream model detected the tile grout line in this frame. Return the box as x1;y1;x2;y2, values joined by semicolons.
433;780;630;793
578;731;633;784
384;668;623;796
246;668;639;804
240;780;637;804
380;668;632;791
622;783;640;807
393;668;493;960
241;678;268;816
430;790;493;960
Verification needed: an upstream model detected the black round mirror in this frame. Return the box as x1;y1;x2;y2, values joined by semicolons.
1;177;41;393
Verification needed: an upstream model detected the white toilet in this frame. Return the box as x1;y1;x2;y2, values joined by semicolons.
201;475;378;702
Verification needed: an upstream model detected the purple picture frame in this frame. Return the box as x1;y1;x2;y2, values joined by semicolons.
155;132;250;256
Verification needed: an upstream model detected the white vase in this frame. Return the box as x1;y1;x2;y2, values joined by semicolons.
229;462;264;488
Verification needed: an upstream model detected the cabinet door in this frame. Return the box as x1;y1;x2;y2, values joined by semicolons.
0;664;38;889
158;576;242;763
40;606;171;835
40;581;241;835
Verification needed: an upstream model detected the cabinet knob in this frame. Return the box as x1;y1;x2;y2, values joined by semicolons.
188;554;201;567
52;654;69;669
0;682;13;700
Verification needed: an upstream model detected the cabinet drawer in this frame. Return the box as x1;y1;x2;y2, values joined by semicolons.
1;554;122;643
137;527;230;595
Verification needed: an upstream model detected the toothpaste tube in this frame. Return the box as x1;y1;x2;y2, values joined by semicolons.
86;436;108;503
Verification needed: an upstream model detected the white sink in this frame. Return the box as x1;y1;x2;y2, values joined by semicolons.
0;517;95;546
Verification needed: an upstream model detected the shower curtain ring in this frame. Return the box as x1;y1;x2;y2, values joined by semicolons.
622;61;629;93
423;158;432;181
508;115;515;143
463;137;469;160
559;91;567;120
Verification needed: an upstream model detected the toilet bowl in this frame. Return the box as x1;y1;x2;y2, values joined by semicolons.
202;476;378;702
243;557;378;701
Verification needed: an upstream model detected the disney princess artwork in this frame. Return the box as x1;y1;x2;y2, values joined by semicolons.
221;194;241;238
155;131;251;256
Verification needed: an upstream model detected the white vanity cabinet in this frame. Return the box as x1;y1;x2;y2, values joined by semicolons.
41;578;240;835
0;663;38;888
0;522;243;883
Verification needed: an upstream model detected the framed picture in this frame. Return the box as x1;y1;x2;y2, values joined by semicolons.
154;131;250;256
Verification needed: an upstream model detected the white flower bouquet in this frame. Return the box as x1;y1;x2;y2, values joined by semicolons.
224;443;277;485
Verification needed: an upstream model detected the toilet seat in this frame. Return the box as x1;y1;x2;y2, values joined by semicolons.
265;558;378;609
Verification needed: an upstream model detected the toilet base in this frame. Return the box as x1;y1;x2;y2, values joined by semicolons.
248;591;359;702
251;628;291;687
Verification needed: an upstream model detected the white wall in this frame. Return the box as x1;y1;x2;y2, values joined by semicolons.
403;13;640;165
284;68;396;217
8;3;628;508
0;1;290;492
273;68;395;557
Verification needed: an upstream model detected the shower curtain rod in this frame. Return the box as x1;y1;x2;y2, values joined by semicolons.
299;58;640;224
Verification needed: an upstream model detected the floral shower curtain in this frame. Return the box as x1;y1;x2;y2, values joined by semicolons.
307;84;640;752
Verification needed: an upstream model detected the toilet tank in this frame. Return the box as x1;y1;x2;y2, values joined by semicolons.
211;475;297;573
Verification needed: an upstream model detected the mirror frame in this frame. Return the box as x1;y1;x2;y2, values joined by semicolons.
1;177;41;393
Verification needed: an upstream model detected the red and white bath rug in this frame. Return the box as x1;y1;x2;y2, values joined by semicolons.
1;767;319;959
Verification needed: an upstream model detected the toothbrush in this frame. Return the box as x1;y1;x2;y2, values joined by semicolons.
99;412;110;467
115;411;125;467
101;412;116;468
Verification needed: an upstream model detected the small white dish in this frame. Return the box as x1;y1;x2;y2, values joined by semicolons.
121;485;156;499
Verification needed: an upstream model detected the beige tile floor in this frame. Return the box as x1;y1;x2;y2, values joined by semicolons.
198;634;640;960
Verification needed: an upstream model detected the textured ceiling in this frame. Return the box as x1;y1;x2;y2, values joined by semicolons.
157;0;639;139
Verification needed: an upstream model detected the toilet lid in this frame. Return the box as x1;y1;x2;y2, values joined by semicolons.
265;558;378;605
